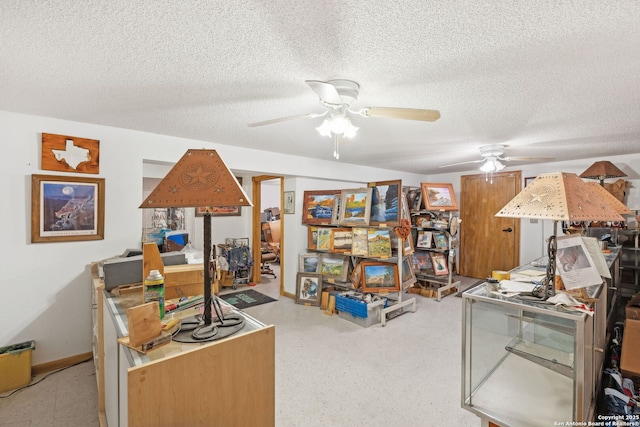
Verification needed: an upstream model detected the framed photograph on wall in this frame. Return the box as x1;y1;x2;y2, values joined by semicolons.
295;272;322;306
338;187;372;226
302;190;341;225
361;261;400;293
196;177;243;216
283;191;295;214
420;182;458;211
368;179;402;226
31;174;105;243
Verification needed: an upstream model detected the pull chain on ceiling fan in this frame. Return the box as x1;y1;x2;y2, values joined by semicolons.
248;79;441;159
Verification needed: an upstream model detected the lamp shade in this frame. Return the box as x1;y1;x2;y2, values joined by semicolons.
140;149;252;209
585;182;632;215
495;172;624;222
579;161;626;181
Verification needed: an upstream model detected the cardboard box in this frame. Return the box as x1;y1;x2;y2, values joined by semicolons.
621;319;640;388
626;293;640;321
0;340;35;393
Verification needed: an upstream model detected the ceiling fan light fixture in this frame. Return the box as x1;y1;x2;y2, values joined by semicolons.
316;116;358;139
479;157;505;173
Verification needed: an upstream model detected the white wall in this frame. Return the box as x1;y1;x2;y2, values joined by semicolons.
0;110;429;365
2;109;638;365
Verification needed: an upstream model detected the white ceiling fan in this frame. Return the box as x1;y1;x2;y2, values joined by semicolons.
247;79;440;159
440;144;553;182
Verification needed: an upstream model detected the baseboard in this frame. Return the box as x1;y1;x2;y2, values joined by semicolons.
32;352;93;376
283;291;295;300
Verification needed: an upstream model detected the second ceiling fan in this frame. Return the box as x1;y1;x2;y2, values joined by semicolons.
247;79;441;159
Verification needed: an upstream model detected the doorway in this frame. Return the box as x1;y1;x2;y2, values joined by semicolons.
460;171;521;279
251;175;284;296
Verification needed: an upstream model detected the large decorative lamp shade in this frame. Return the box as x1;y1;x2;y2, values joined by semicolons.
496;172;624;298
579;161;626;186
585;182;632;216
140;149;252;342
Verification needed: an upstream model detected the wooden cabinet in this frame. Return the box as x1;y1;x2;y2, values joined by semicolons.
92;265;275;427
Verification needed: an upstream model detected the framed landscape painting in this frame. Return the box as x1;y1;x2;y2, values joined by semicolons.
351;227;369;256
330;228;353;253
338;188;372;226
299;253;320;273
420;182;458;211
319;254;349;282
368;179;401;226
302;190;341;225
361;261;400;293
316;227;332;251
367;228;392;258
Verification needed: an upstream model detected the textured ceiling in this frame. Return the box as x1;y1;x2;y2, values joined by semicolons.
1;1;639;174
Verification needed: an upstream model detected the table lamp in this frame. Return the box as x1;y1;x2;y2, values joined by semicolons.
495;172;624;299
140;149;252;342
579;161;626;187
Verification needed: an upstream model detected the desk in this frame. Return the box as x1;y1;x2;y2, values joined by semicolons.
92;264;275;427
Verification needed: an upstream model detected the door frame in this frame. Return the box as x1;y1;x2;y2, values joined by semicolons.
251;175;284;296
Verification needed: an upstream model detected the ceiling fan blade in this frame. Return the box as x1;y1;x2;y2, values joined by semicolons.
360;107;441;122
305;80;343;105
439;159;484;168
247;112;325;128
504;156;555;161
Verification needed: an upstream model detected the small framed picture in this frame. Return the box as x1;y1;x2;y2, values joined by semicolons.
416;230;433;248
307;226;318;250
351;228;369;256
330;228;353;253
338;187;373;226
401;257;417;289
283;191;295;214
404;187;422;211
367;229;392;258
319;254;349;282
402;233;415;256
295;272;322;306
412;252;432;272
316;227;332;251
430;253;449;276
299;253;320;273
361;262;400;293
433;232;448;249
421;182;458;211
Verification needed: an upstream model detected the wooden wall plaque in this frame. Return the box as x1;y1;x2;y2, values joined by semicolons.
41;133;100;174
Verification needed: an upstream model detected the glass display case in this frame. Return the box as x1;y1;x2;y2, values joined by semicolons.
461;275;607;426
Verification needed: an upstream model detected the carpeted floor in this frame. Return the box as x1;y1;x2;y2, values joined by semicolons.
218;289;277;309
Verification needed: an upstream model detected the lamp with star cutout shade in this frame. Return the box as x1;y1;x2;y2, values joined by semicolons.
495;172;624;299
140;149;253;342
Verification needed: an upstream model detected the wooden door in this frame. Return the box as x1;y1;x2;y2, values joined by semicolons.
460;171;521;279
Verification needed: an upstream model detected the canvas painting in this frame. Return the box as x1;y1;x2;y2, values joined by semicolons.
367;229;392;258
316;227;332;251
302;190;341;225
319;255;349;282
369;180;401;226
338;188;372;226
361;262;400;293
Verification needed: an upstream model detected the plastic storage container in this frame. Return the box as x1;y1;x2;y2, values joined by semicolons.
335;294;387;327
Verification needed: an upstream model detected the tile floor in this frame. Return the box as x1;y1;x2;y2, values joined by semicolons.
0;263;481;426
